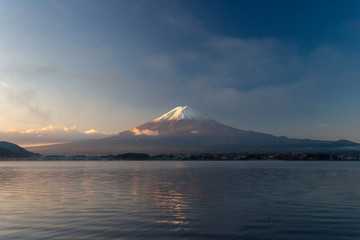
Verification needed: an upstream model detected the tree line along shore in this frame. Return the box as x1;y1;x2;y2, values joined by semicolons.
2;152;360;161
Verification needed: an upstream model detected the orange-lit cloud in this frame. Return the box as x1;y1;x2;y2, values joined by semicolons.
84;129;100;134
0;125;113;147
130;128;159;136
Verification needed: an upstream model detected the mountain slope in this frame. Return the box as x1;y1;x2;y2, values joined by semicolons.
0;141;40;158
27;106;360;155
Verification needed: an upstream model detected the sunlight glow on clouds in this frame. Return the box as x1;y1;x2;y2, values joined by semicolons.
84;129;102;135
0;125;113;147
130;128;159;136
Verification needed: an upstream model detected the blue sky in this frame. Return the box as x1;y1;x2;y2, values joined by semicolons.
1;0;360;145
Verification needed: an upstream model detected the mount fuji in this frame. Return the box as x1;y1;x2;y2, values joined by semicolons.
28;106;360;155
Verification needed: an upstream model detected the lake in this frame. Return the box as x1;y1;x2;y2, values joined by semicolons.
0;161;360;239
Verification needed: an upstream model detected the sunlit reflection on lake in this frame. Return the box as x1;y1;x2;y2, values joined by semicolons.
1;161;360;239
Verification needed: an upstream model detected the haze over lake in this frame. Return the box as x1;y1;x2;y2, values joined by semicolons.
1;160;360;239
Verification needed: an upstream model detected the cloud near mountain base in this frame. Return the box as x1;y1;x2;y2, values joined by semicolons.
130;128;159;136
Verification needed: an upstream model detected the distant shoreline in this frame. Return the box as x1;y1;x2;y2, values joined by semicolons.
2;151;360;161
1;158;359;162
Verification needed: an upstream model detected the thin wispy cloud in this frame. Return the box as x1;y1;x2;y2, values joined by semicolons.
0;82;51;123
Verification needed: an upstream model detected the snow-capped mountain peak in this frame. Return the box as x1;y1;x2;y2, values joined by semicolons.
152;106;211;122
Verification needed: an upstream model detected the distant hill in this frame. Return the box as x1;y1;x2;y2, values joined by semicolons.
0;141;40;158
28;106;360;155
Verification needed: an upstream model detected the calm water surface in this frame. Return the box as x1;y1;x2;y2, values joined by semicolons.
0;161;360;239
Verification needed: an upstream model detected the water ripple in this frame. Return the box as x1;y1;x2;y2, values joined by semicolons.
0;161;360;239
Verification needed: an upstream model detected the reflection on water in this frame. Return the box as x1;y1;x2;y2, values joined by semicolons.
129;168;189;231
0;161;360;239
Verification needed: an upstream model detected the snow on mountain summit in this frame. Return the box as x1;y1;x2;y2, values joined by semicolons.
152;106;211;122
